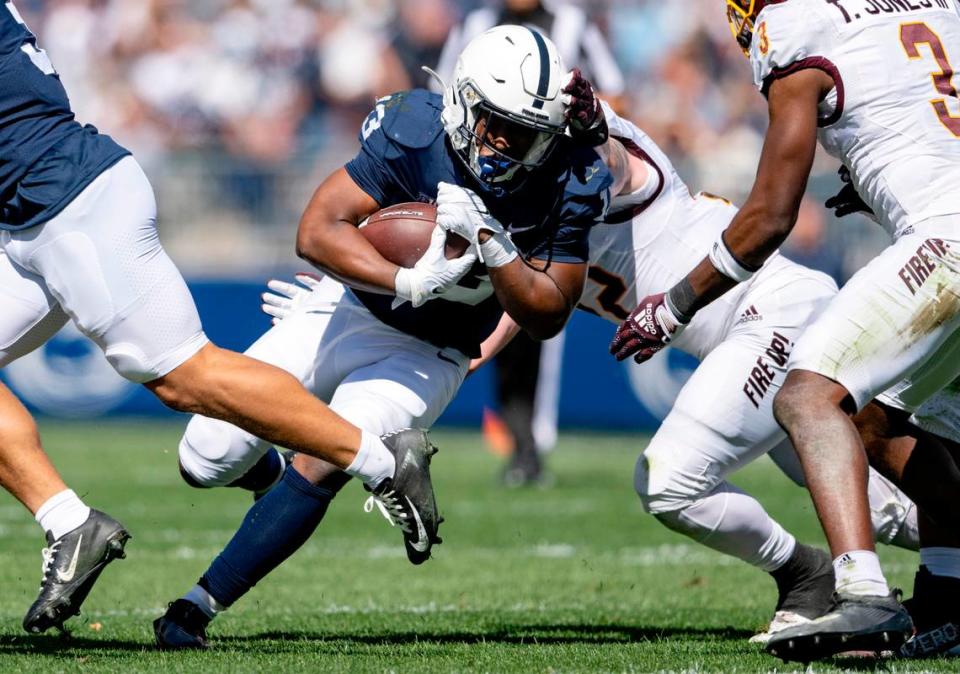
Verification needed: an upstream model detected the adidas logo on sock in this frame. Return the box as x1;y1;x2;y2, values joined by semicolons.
736;305;762;326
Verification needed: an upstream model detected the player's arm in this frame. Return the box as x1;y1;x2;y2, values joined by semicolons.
611;68;831;363
469;313;522;375
296;168;399;295
672;69;829;315
483;248;586;340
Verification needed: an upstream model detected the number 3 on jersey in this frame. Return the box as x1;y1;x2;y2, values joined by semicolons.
901;22;960;138
6;1;57;76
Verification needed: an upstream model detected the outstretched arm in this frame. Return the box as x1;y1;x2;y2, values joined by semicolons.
611;68;832;363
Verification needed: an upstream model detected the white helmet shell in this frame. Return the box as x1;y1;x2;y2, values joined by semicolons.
442;25;568;188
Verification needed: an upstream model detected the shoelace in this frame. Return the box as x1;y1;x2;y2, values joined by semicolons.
363;490;412;535
39;540;62;586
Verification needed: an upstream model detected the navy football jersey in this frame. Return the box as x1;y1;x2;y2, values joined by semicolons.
345;89;611;357
0;2;128;231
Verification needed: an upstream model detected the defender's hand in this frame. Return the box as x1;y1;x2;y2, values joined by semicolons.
610;292;687;364
562;68;608;147
261;272;325;324
394;225;478;308
825;166;874;219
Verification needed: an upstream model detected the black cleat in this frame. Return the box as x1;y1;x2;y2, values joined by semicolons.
899;566;960;658
751;544;835;644
23;509;130;634
766;590;913;662
153;599;211;650
365;429;442;565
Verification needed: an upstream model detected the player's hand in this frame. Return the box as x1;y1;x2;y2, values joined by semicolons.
825;165;875;219
394;225;478;308
261;272;325;325
610;292;687;364
562;68;608;147
436;182;505;245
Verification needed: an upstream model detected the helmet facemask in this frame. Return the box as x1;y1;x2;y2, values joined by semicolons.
447;79;564;189
726;0;759;56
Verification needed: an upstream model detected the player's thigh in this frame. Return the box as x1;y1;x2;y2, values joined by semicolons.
329;343;468;435
178;289;346;487
0;248;68;367
790;229;960;411
638;334;789;513
3;157;208;383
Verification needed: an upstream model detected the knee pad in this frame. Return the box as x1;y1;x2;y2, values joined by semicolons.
634;453;705;515
105;342;155;384
178;418;266;488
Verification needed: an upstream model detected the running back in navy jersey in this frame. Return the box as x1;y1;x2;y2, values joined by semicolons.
0;1;128;231
344;89;611;357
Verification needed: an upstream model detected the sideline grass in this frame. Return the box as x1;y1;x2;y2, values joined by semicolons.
0;420;942;672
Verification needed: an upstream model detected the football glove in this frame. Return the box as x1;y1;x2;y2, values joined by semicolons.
436;182;518;267
562;68;608;147
826;166;875;220
394;225;478;308
610;292;687;364
261;272;325;324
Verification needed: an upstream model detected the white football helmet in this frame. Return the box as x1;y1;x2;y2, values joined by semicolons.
441;25;568;190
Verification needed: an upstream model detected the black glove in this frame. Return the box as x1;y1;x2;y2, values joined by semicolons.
562;68;609;147
825;165;874;219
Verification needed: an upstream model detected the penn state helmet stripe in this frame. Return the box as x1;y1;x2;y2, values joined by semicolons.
527;27;550;110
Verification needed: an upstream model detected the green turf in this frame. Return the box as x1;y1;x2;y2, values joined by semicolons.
0;420;946;672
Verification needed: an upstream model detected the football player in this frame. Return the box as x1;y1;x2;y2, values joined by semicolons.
470;101;922;643
0;1;445;634
152;26;612;649
610;0;960;660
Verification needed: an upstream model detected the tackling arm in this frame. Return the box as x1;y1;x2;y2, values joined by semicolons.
469;312;522;374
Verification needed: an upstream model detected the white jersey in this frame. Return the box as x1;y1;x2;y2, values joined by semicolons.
578;106;802;361
751;0;960;238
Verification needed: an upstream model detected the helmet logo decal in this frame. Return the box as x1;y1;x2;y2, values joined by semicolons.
527;27;551;109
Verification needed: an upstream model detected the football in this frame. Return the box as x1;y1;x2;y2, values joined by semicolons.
360;202;470;268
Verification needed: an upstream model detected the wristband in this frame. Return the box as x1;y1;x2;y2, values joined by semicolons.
708;231;759;283
479;231;519;268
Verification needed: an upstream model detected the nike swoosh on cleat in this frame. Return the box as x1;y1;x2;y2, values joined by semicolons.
56;534;83;583
406;497;430;553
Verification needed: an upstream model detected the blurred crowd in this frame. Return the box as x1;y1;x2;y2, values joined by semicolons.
21;0;884;276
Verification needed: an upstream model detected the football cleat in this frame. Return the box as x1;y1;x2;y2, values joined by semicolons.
154;599;211;650
364;429;442;565
23;509;130;634
899;566;960;658
752;544;834;644
766;590;913;662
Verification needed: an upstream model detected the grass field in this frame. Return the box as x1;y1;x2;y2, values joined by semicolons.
0;420;948;673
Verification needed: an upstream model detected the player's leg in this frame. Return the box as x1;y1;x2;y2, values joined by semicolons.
635;326;835;634
0;250;129;633
7;157;400;485
768;438;919;551
156;318;468;649
768;226;960;658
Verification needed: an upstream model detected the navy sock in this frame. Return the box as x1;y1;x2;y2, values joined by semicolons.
199;467;337;607
227;448;283;492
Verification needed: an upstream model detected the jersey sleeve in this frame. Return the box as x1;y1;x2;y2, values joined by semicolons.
344;97;404;206
528;149;611;264
750;1;834;96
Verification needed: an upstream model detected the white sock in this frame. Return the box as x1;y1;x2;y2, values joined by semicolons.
833;550;889;596
343;430;396;487
920;547;960;580
184;584;226;619
35;489;91;540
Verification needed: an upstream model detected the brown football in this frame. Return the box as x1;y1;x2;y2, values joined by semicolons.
360;202;470;268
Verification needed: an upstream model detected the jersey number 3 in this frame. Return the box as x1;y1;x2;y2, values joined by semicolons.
901;22;960;138
6;1;57;76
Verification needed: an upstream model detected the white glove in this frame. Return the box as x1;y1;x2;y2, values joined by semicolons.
393;225;478;308
436;182;518;267
261;272;325;324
